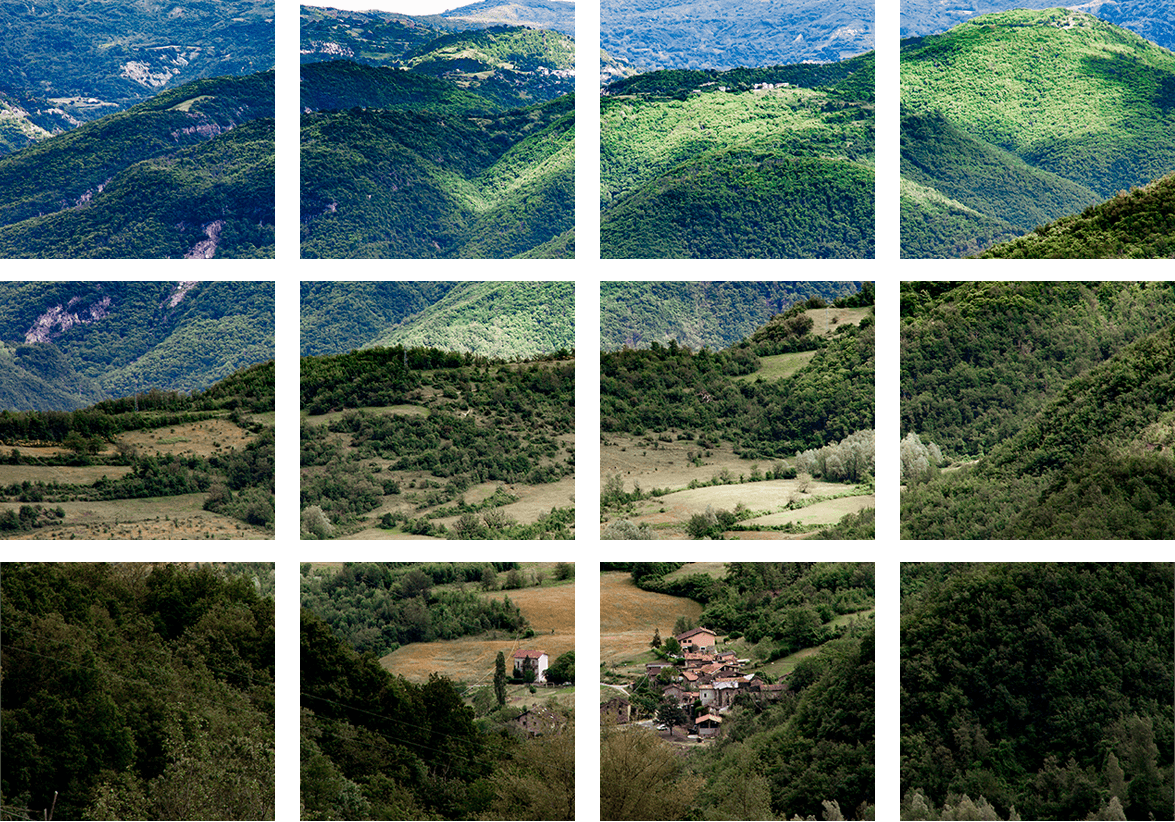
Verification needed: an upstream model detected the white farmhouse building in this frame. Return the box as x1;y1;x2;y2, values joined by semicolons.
512;648;547;681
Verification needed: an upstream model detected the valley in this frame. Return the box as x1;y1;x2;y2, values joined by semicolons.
0;71;276;258
976;170;1175;258
0;281;275;540
300;561;575;819
599;563;874;821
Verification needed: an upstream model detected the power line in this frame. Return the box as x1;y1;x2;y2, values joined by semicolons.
301;690;575;778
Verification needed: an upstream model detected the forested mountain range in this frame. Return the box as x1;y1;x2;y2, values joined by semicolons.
300;23;573;109
0;281;275;411
300;11;575;258
976;171;1175;258
901;10;1175;257
301;281;573;358
439;0;574;36
0;0;273;152
300;0;573;63
601;55;874;258
300;281;458;356
0;71;275;258
601;0;872;71
901;281;1175;538
901;562;1173;820
300;7;574;258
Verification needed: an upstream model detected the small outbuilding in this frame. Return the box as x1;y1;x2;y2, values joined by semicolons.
695;712;723;738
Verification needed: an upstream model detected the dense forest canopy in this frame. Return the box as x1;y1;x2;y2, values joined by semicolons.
1;562;276;820
300;561;528;657
901;281;1175;458
902;281;1175;538
901;562;1174;820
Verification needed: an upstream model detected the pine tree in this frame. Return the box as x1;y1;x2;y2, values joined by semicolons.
494;651;507;706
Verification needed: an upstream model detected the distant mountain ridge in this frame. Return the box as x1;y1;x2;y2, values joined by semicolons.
301;281;573;358
901;0;1175;51
601;0;872;71
600;281;867;351
440;0;574;36
369;281;574;357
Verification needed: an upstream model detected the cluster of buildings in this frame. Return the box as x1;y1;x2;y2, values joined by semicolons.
602;627;786;739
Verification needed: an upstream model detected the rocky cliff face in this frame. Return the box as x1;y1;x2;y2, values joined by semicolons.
25;295;113;343
23;281;207;343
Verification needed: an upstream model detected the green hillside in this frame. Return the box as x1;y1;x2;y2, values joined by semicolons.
601;55;874;258
901;10;1175;257
901;281;1175;539
368;281;573;358
403;26;574;108
300;82;573;258
977;171;1175;258
299;17;574;260
300;282;460;357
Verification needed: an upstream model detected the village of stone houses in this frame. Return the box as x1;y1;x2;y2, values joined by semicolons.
599;562;875;820
602;625;787;738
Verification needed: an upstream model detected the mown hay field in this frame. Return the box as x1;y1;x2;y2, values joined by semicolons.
381;575;575;684
745;494;875;527
120;418;253;457
0;493;269;540
600;571;702;669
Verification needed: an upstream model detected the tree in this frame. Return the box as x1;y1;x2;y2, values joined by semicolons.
601;722;697;820
483;723;575;820
494;651;507;706
663;635;681;655
651;628;662;648
656;696;688;735
481;565;498;591
553;561;574;581
547;651;574;685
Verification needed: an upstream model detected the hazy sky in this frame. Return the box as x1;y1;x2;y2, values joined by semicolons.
303;0;465;16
